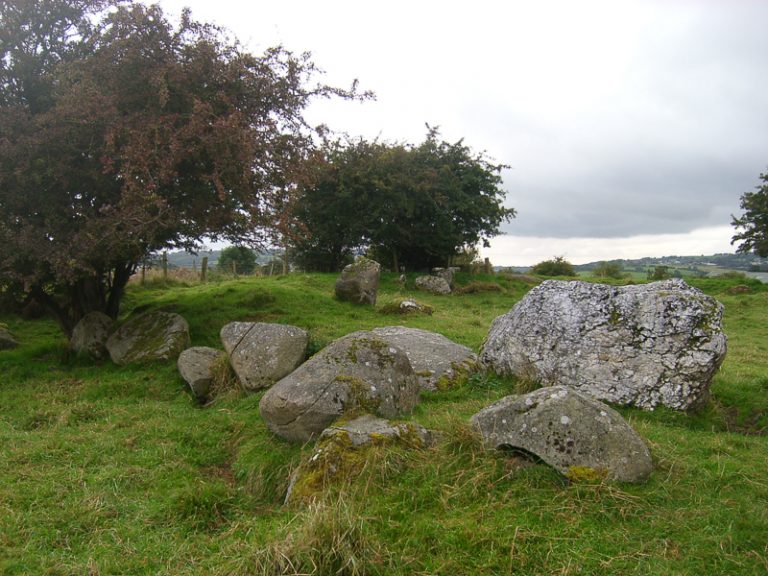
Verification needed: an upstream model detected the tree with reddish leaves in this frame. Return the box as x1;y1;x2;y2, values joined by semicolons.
0;0;362;334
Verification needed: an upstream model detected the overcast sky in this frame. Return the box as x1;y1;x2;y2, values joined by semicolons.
157;0;768;265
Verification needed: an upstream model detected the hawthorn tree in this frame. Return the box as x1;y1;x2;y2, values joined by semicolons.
0;0;361;334
732;170;768;257
292;129;515;271
531;256;577;277
217;246;257;275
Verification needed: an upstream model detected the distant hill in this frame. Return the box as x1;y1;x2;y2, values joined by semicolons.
154;249;283;269
574;253;768;273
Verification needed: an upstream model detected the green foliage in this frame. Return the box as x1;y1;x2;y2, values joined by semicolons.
592;261;624;279
291;128;515;272
0;1;360;333
531;256;577;277
647;265;671;280
732;169;768;257
217;246;257;275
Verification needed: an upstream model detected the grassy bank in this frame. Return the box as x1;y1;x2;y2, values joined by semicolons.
1;273;767;575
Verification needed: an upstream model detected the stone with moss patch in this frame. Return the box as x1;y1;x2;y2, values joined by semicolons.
334;257;381;305
106;311;190;365
480;279;727;410
177;346;225;401
285;414;432;504
370;326;478;392
471;386;652;483
70;311;113;360
259;331;420;443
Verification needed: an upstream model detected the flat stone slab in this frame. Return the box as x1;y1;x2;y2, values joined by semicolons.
106;311;190;365
259;330;420;443
220;321;308;392
480;279;727;410
371;326;477;391
471;386;653;483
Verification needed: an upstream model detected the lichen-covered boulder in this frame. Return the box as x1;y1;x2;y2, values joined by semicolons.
415;275;451;295
480;279;726;410
178;346;225;401
285;415;432;504
70;311;113;359
0;326;19;350
335;257;381;305
106;311;190;365
220;321;308;392
259;331;420;443
471;386;653;483
431;267;460;288
371;326;477;391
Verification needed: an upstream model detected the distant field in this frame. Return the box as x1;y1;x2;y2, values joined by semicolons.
1;272;767;575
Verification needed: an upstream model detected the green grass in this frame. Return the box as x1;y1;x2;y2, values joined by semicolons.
1;272;767;575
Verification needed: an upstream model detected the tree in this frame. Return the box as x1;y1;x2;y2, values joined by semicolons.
0;1;361;334
291;129;515;271
217;246;257;275
592;261;623;279
531;256;576;277
732;170;768;257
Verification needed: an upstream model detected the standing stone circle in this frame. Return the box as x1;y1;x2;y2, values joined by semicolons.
259;330;420;443
335;257;381;305
370;326;477;391
220;321;308;392
480;279;727;410
70;311;113;360
471;386;653;483
106;311;190;365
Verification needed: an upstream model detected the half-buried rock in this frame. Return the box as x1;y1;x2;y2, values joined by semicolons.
177;346;225;401
370;326;477;391
471;386;652;483
259;331;420;443
480;279;727;410
106;311;190;365
220;321;308;392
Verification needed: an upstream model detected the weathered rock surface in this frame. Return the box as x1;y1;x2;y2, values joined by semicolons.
106;311;190;365
335;257;381;305
220;321;308;392
432;267;460;288
415;275;451;295
371;326;477;391
0;326;19;350
480;279;727;410
70;311;113;359
285;414;431;504
471;386;653;483
259;331;420;443
178;346;225;400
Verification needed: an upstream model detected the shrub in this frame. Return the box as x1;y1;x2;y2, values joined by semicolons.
531;256;576;277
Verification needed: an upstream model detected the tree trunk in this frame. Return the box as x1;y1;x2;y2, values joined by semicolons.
392;251;399;274
201;256;208;281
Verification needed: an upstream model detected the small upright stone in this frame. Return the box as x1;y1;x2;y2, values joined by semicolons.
0;326;19;350
178;346;225;401
432;267;458;288
70;311;113;359
335;257;381;305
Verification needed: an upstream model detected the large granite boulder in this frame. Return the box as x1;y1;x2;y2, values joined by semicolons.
370;326;477;391
220;321;308;392
471;386;653;483
177;346;225;401
259;331;420;443
285;414;432;504
480;279;727;410
415;275;451;295
0;326;19;350
335;257;381;305
70;311;113;359
106;311;190;365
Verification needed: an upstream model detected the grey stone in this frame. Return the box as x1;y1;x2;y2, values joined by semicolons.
471;386;653;483
415;275;451;295
106;311;190;365
432;267;458;288
220;321;308;392
285;415;432;504
335;257;381;305
371;326;477;391
259;330;420;443
178;346;225;400
480;279;727;410
0;326;19;350
70;311;113;359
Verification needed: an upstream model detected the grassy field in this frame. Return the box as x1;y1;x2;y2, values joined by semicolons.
1;272;767;575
